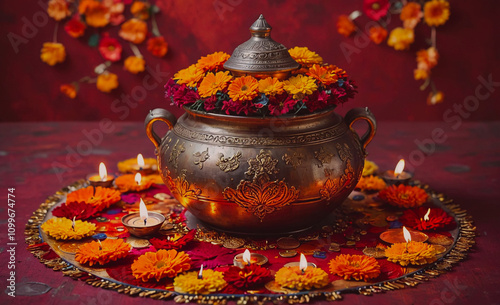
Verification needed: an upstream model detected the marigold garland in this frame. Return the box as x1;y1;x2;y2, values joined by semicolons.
328;254;381;281
75;238;131;266
275;266;329;290
385;242;437;266
41;217;96;240
66;186;121;212
174;269;226;294
356;175;386;192
378;184;428;208
131;249;191;282
399;207;454;231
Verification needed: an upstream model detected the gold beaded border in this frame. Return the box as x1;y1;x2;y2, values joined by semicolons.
25;180;475;304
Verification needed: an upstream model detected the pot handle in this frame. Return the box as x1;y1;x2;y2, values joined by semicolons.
344;107;377;152
144;108;177;149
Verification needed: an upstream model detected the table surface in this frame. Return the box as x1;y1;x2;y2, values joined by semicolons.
0;121;499;305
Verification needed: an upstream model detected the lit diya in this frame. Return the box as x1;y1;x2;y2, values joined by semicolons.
115;172;154;193
174;265;227;294
41;217;96;240
378;184;428;208
121;199;165;237
75;238;131;266
225;256;271;289
329;254;381;281
117;153;158;174
131;249;191;282
399;207;454;231
380;227;428;243
381;159;412;185
66;185;121;212
385;226;438;266
87;162;115;188
233;249;268;268
275;254;329;290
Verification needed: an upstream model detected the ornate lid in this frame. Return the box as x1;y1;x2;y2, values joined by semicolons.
223;15;300;79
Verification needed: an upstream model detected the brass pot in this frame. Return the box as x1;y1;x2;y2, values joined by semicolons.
145;107;376;234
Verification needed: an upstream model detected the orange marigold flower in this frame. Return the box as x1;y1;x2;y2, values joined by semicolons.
96;72;119;93
196;52;231;72
378;184;428;208
48;0;71;21
66;186;121;211
307;64;338;85
124;56;145;74
283;74;318;100
147;36;168;57
64;18;86;38
75;239;131;266
387;27;414;51
356;175;386;191
119;18;148;44
131;249;191;282
400;2;423;29
79;0;110;28
173;64;205;88
288;47;323;65
427;91;444;105
60;83;77;99
228;76;259;102
130;1;150;20
414;68;429;80
368;26;388;44
258;77;284;96
424;0;450;27
40;42;66;66
336;15;356;37
329;254;381;281
385;241;437;266
197;71;233;98
326;65;348;78
417;47;439;69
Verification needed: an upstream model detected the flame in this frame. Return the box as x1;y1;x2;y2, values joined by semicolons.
243;249;251;265
99;162;107;181
424;208;431;221
403;226;412;243
299;253;307;272
135;173;142;185
139;199;148;223
394;159;405;176
137;154;145;168
198;265;204;279
72;216;76;230
97;239;103;250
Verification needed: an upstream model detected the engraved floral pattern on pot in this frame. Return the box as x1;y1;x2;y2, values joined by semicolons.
314;146;335;168
168;140;185;169
245;149;279;180
282;152;304;169
193;148;210;169
165;169;201;200
319;160;355;201
216;151;242;172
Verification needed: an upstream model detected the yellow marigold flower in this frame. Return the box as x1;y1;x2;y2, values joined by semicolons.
275;266;329;290
40;42;66;66
329;254;381;281
119;18;148;44
424;0;450;27
174;269;227;294
131;249;191;282
75;239;131;266
124;56;145;74
362;159;379;176
283;74;318;100
427;91;444;105
173;64;204;88
196;52;231;72
60;83;77;99
48;0;71;21
258;77;284;96
356;175;386;191
197;71;233;98
307;64;338;85
228;76;259;102
400;2;423;29
417;47;439;69
130;1;150;20
96;72;119;93
387;27;414;51
41;217;96;240
79;0;110;28
414;68;429;80
288;46;323;65
386;242;437;266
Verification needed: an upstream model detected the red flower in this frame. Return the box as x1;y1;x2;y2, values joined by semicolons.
64;18;86;38
52;201;100;220
363;0;390;21
399;207;454;231
149;230;196;250
147;36;169;57
98;35;122;62
224;265;271;289
268;94;297;116
222;99;257;116
303;90;329;112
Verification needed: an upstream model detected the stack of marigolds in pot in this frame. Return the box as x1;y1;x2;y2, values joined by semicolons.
165;47;357;116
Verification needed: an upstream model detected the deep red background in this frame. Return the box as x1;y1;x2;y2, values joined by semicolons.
1;0;499;122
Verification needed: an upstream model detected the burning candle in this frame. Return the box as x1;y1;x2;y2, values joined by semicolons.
379;227;428;244
233;249;268;268
423;208;431;221
381;159;413;185
135;173;142;186
385;226;438;266
121;199;165;237
284;253;317;268
87;162;115;188
130;153;156;174
198;265;203;279
275;253;329;290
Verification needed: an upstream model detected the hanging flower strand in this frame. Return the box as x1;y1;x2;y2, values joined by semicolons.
41;22;66;66
147;5;169;57
124;43;146;74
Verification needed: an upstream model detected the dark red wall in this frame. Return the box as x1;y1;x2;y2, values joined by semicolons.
1;0;499;122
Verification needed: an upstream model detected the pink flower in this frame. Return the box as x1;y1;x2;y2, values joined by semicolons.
363;0;390;21
268;94;298;116
98;34;122;62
